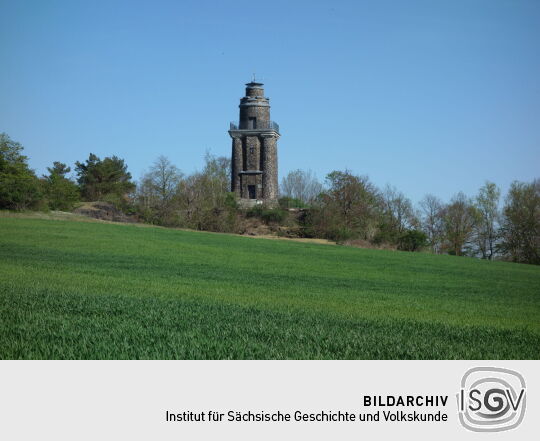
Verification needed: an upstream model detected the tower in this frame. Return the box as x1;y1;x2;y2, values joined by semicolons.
229;81;280;205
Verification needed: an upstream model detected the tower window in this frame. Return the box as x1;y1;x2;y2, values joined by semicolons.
248;117;257;129
249;146;255;154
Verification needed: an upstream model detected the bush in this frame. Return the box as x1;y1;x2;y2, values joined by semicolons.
245;205;287;224
224;192;238;209
0;173;42;210
261;208;287;224
278;197;307;209
398;229;428;252
246;205;264;218
372;226;398;246
325;227;355;244
296;208;321;238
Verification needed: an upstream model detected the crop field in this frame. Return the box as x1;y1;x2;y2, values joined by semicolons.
1;215;539;359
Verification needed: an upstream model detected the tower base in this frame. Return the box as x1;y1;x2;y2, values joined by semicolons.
237;198;278;209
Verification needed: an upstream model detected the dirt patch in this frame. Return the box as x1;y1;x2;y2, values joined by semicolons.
343;238;397;251
73;202;138;223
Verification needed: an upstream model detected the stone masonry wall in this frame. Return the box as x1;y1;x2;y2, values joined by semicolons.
262;134;278;201
229;82;279;203
231;136;242;194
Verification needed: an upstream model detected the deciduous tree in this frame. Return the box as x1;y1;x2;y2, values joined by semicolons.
378;185;417;244
499;179;540;265
419;194;444;253
280;169;323;205
473;181;500;259
0;133;41;210
176;153;236;232
306;170;380;242
441;192;477;256
136;156;183;224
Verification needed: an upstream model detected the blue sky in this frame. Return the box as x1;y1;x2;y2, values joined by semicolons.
1;0;539;203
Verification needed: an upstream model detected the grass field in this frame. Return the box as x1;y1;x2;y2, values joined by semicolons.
1;215;539;359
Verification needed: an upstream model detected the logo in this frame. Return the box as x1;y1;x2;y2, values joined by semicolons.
457;367;526;432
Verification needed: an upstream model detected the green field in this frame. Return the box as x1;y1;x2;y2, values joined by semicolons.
1;216;539;359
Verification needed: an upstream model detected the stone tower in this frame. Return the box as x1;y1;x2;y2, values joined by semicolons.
229;81;280;205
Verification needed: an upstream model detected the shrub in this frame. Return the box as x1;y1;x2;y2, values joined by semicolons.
325;227;355;244
245;205;287;224
246;205;264;218
260;208;287;224
278;197;307;209
398;229;428;252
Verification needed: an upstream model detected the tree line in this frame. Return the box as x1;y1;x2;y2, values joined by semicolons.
1;132;538;265
283;168;539;264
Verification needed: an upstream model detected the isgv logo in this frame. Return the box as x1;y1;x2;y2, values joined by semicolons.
457;367;526;432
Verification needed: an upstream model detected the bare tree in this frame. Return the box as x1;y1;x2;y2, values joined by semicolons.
176;153;235;232
381;185;417;236
136;156;183;224
150;156;183;204
419;194;444;253
200;152;231;207
280;169;323;204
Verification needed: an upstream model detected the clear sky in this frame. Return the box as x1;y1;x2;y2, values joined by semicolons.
1;0;539;203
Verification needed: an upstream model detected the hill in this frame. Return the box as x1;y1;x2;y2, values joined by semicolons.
1;215;539;359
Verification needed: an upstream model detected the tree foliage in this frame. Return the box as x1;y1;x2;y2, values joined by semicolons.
135;153;237;232
419;194;444;253
398;229;428;252
0;133;41;210
377;185;418;244
176;153;236;231
304;170;380;242
75;153;135;202
499;179;540;265
441;192;477;256
42;162;80;211
1;130;538;265
472;181;500;259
